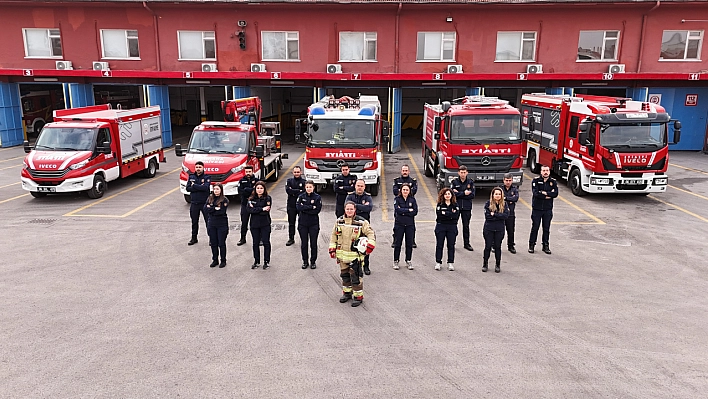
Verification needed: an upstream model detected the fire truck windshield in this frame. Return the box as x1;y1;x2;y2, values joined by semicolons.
188;131;248;154
308;119;376;148
599;123;666;149
449;115;521;143
34;127;98;151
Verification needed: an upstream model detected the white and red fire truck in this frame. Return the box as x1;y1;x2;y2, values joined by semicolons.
422;96;524;190
176;96;285;202
21;104;165;199
296;95;388;196
521;93;681;196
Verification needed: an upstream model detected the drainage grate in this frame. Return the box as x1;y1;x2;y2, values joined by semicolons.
230;223;286;231
28;219;57;225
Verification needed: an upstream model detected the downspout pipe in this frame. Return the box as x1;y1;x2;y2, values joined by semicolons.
637;0;660;73
143;1;161;71
395;2;402;73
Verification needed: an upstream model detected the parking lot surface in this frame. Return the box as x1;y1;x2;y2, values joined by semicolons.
1;136;708;398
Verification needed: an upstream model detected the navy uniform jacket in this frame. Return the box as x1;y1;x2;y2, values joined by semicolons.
247;195;272;228
436;202;461;224
394;195;418;226
333;173;357;204
450;177;475;210
345;191;373;221
531;176;559;210
483;200;510;231
238;175;258;206
392;176;418;197
285;176;307;207
186;172;211;203
296;191;322;227
501;185;520;216
204;197;229;228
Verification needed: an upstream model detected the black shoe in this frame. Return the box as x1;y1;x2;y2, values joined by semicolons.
236;238;246;246
263;261;270;270
491;247;495;253
209;260;219;268
219;261;227;268
528;245;535;254
482;261;488;273
509;245;517;254
542;245;552;255
464;244;474;251
391;243;395;248
251;262;260;269
339;293;352;303
495;263;501;273
286;239;295;246
412;242;417;248
363;266;371;275
351;297;363;307
302;262;309;269
188;237;198;245
310;262;316;269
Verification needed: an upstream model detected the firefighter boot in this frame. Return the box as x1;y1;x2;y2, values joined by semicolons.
542;245;552;255
339;291;352;303
219;260;227;268
364;265;371;275
495;261;501;273
482;260;488;272
351;296;363;307
188;236;198;246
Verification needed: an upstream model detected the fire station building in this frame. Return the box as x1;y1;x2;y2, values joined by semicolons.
0;0;706;151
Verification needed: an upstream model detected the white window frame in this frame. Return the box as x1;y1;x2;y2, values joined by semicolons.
416;32;456;62
100;29;140;60
576;30;620;62
261;31;300;62
23;28;63;59
659;30;703;61
338;31;377;62
494;31;537;62
177;31;216;61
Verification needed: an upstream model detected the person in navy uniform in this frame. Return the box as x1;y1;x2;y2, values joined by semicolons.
501;173;519;254
236;165;257;246
482;187;510;273
296;180;322;269
529;165;558;254
333;162;357;218
285;166;306;246
346;179;374;275
435;187;460;271
247;181;273;269
391;164;418;248
392;183;418;270
186;161;211;245
204;183;229;268
450;165;475;251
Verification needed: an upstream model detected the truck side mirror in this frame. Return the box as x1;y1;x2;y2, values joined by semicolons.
383;121;390;137
175;143;183;157
578;131;588;146
434;133;440;140
672;120;681;144
441;101;451;113
434;116;441;132
255;144;265;159
97;141;111;154
674;120;682;131
579;122;589;133
23;140;32;154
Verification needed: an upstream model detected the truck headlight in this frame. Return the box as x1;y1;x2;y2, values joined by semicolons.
182;165;190;173
307;160;318;169
69;159;89;170
653;177;668;185
590;177;612;185
448;175;456;183
231;165;245;174
364;161;373;169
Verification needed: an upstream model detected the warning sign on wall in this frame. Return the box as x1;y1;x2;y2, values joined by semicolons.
686;94;698;106
648;94;662;104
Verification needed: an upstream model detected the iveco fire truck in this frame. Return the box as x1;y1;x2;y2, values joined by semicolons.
422;96;524;190
297;95;388;196
521;93;681;196
176;96;286;202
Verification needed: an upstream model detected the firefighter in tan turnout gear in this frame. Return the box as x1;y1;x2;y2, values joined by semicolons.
329;201;376;307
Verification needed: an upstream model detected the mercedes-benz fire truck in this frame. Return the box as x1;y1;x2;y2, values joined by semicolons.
176;96;285;202
422;96;524;190
521;93;681;196
297;95;388;196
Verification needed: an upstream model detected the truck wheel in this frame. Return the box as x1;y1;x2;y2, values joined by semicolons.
268;163;279;182
87;175;106;199
369;181;379;196
569;168;587;197
30;191;47;198
424;152;433;177
184;194;191;204
528;150;541;174
142;159;157;178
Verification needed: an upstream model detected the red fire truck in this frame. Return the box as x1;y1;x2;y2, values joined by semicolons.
297;95;389;196
521;93;681;196
176;96;286;202
422;96;524;190
21;104;165;199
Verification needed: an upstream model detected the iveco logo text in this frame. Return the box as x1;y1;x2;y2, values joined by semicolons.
38;164;58;168
463;148;512;154
204;167;220;172
623;156;648;164
326;152;357;158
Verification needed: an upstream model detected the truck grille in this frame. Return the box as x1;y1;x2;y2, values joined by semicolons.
453;155;518;173
311;159;371;173
602;157;666;171
207;171;233;182
28;169;70;179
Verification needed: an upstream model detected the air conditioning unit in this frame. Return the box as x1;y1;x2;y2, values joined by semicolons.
327;64;342;73
446;64;463;73
609;64;626;74
93;61;110;71
526;64;543;74
202;63;218;72
251;63;267;72
55;61;73;70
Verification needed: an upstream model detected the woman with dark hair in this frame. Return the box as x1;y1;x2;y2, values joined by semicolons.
204;183;229;268
393;183;418;270
247;181;272;269
483;187;509;273
435;187;460;271
296;180;322;269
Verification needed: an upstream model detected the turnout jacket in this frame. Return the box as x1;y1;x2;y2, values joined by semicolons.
392;176;418;197
483;200;510;231
394;195;418;226
296;191;322;226
531;176;559;210
450;177;475;210
204;197;229;228
436;202;461;225
247;194;272;228
238;175;258;205
329;215;376;264
186;172;211;203
501;185;519;216
285;176;307;207
333;173;357;204
345;191;373;221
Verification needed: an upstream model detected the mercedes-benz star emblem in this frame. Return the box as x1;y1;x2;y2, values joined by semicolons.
336;159;346;168
481;156;492;166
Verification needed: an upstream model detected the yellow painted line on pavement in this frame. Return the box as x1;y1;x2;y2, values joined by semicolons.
381;152;390;222
557;195;605;225
0;193;30;204
267;152;304;191
120;187;180;217
401;140;437;208
0;156;23;164
0;164;22;171
670;163;708;176
0;182;20;189
0;147;20;152
669;185;708;202
649;195;708;223
63;167;181;217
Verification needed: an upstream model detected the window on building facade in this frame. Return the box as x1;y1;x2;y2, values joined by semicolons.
101;29;140;59
178;31;216;60
339;32;377;62
495;32;536;61
262;31;299;61
577;30;619;61
660;30;703;60
23;28;63;58
416;32;456;61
